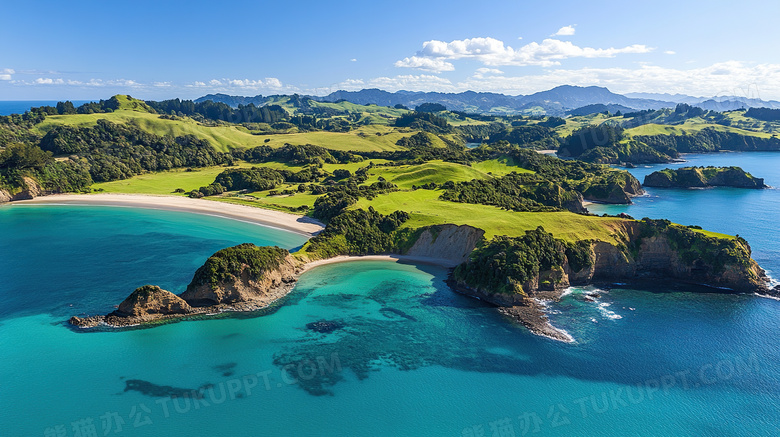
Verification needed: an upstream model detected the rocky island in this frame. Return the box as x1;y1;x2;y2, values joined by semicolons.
69;244;302;327
643;166;767;189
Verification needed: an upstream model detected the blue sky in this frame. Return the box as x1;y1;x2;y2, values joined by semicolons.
2;0;780;100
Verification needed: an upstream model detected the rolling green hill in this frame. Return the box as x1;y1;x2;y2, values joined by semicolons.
32;110;443;153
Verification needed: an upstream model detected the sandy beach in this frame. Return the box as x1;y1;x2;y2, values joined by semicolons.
10;193;325;237
301;254;459;272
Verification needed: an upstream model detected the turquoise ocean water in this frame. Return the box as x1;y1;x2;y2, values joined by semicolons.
1;152;779;436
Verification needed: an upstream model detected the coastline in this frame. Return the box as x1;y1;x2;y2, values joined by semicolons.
70;253;459;330
8;193;325;237
300;254;459;273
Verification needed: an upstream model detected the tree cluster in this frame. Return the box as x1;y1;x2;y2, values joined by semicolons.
453;227;592;295
39;119;230;182
236;143;361;166
306;207;410;257
188;244;289;289
146;99;287;124
745;107;780;122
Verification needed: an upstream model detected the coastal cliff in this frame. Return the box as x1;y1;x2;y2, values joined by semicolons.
403;224;484;265
644;166;767;189
582;173;644;204
0;177;43;203
450;219;770;340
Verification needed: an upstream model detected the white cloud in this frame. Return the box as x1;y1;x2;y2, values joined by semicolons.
473;68;505;79
335;74;454;92
552;25;576;36
264;77;284;89
153;81;172;87
0;75;11;81
14;78;141;87
397;36;653;70
350;58;357;62
193;77;297;93
665;50;677;55
476;68;504;75
394;56;455;72
34;78;64;85
0;68;13;80
451;61;780;99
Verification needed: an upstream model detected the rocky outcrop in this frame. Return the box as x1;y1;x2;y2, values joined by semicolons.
70;244;304;329
563;191;588;213
583;183;633;204
70;285;194;328
0;177;43;203
403;224;484;265
581;173;644;205
644;166;767;189
578;221;766;293
115;285;192;317
708;168;766;188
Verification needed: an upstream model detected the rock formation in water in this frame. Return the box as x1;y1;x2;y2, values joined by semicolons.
70;244;302;328
643;166;767;189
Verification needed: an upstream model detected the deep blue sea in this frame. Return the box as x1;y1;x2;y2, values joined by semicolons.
0;101;94;116
1;152;779;436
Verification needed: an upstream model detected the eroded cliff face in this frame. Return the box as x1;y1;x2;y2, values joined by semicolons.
180;254;300;306
590;222;766;293
403;224;484;265
453;219;768;310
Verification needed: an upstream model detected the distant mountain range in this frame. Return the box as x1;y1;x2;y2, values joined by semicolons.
196;85;780;116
